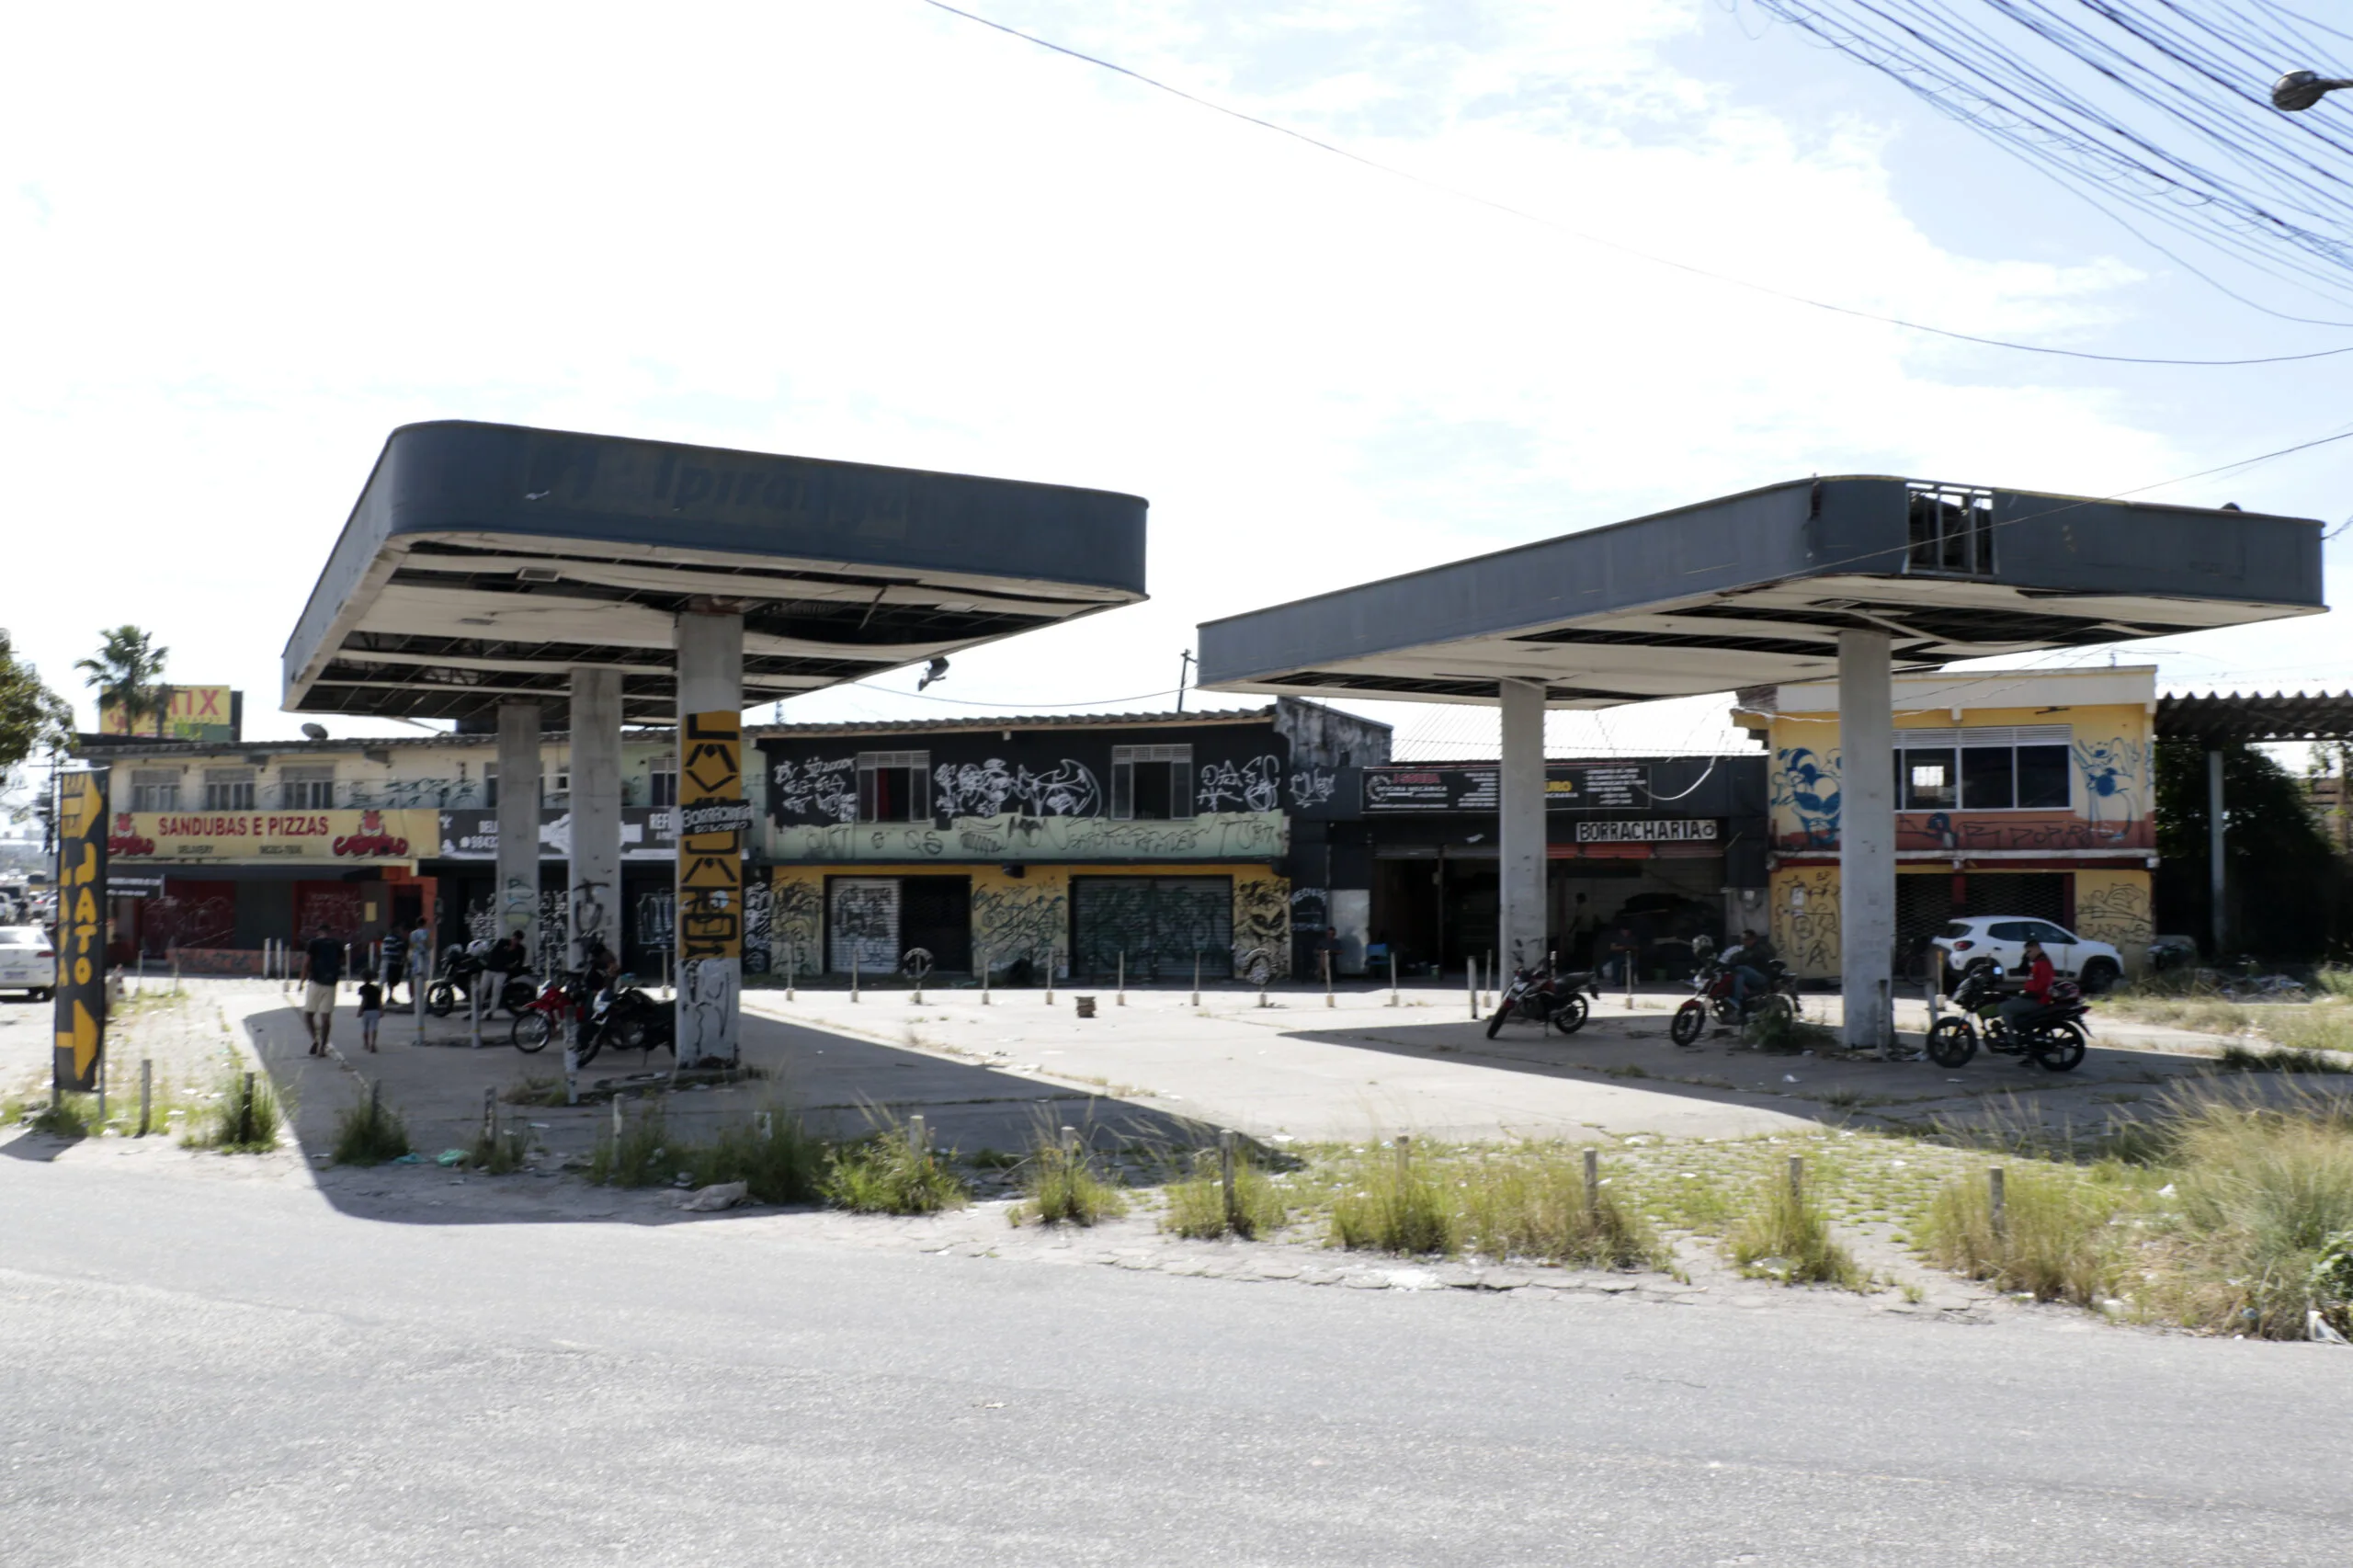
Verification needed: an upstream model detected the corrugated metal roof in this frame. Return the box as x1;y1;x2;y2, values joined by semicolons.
2156;690;2353;742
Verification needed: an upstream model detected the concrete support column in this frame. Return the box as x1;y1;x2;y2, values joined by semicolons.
568;668;623;974
675;608;746;1066
494;701;542;964
2207;747;2227;957
1836;630;1895;1053
1497;678;1549;976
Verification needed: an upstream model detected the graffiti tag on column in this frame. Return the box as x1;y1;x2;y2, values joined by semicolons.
677;712;744;960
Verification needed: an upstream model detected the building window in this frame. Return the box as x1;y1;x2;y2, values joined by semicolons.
278;766;335;810
1896;726;2072;812
1112;744;1193;821
1905;483;1995;575
858;751;929;822
131;769;179;812
202;768;256;811
647;756;677;808
483;763;561;808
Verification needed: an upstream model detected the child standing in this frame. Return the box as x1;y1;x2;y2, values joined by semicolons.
357;976;384;1053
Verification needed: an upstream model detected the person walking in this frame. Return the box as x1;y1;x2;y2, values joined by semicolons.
299;925;345;1055
356;973;383;1053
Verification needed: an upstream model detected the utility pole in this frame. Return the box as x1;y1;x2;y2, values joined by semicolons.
1176;649;1197;713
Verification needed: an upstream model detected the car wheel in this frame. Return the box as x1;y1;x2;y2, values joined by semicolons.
2079;959;2120;996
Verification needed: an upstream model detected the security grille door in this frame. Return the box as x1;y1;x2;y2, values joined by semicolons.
1072;877;1233;981
898;876;972;971
828;878;901;975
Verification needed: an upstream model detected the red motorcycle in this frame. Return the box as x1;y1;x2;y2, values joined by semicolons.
1484;963;1599;1039
1669;958;1798;1046
508;972;590;1053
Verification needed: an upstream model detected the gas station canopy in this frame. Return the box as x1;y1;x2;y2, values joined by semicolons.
1196;476;2322;704
284;421;1149;725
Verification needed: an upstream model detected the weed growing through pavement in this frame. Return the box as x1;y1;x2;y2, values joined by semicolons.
1012;1119;1129;1227
331;1088;412;1165
1161;1144;1290;1241
588;1101;674;1187
1725;1170;1868;1290
183;1069;282;1153
823;1112;970;1215
1923;1164;2131;1305
28;1096;92;1139
1330;1141;1459;1256
1456;1145;1665;1269
682;1108;827;1205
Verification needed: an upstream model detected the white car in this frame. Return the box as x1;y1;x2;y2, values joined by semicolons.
0;926;57;1000
1933;915;2123;994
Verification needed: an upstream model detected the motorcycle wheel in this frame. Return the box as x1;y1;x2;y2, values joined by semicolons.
1550;994;1590;1035
1484;1006;1506;1040
573;1028;603;1069
511;1012;551;1053
2030;1022;2087;1073
500;979;537;1016
426;980;457;1017
618;1014;653;1051
1926;1017;1977;1068
1669;999;1706;1046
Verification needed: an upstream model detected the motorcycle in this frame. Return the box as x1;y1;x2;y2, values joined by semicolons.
1483;962;1599;1039
1927;961;2090;1072
508;971;592;1054
426;945;539;1019
1669;956;1799;1046
573;975;675;1068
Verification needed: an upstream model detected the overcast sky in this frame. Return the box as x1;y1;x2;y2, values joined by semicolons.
5;0;2347;774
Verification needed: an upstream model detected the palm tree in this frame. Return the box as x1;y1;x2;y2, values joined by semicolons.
76;625;171;737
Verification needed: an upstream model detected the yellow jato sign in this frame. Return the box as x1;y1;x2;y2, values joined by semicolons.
53;769;108;1092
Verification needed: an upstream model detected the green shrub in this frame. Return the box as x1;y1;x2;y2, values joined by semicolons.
684;1109;826;1205
2152;1091;2353;1336
331;1089;411;1165
184;1071;281;1153
1923;1166;2122;1304
1013;1131;1129;1227
1331;1142;1458;1256
588;1102;674;1187
1725;1173;1866;1290
1459;1146;1662;1268
1161;1146;1290;1240
823;1118;970;1215
28;1096;92;1139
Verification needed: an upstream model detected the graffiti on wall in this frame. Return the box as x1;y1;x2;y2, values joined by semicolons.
1199;756;1281;814
773;811;1287;864
934;757;1101;819
1770;747;1842;849
2072;736;2147;840
636;889;673;952
972;881;1067;976
2074;877;2154;953
770;757;858;823
1286;768;1336;810
1772;867;1841;978
143;894;235;951
468;888;568;978
770;874;822;975
1233;874;1291;980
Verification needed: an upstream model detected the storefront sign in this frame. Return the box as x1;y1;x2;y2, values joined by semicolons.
1364;763;1654;813
53;769;108;1093
436;806;677;861
107;871;166;899
106;809;437;865
1574;819;1722;844
98;685;238;742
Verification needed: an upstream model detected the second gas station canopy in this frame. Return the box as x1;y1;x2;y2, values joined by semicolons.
283;421;1149;724
1195;476;2322;703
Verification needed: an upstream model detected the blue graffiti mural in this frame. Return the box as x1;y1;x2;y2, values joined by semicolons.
2072;736;2143;839
1771;746;1842;848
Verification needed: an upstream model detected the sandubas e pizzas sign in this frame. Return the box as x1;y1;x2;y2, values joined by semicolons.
676;712;751;1064
53;769;108;1093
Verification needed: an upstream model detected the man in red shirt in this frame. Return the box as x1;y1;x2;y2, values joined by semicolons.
1999;938;2057;1028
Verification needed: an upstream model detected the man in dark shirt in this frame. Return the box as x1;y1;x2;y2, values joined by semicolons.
299;926;345;1055
1602;919;1641;987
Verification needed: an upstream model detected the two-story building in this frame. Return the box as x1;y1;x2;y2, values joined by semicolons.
1733;665;2159;981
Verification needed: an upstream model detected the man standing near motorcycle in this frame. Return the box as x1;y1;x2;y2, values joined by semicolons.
1999;939;2057;1028
1725;928;1773;1009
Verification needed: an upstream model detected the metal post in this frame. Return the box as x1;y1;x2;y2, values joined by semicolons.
414;943;426;1043
1388;950;1399;1007
850;948;859;1004
1219;1128;1237;1231
909;1113;926;1153
1928;944;1944;1028
784;941;795;1003
611;1091;625;1142
1117;949;1125;1006
1395;1132;1412;1182
483;1085;497;1146
1043;948;1054;1006
1583;1146;1599;1227
1191;949;1200;1008
138;1058;152;1137
239;1072;256;1145
1486;949;1496;1010
1989;1166;2007;1242
980;946;990;1006
1788;1153;1804;1205
1323;947;1335;1008
2207;747;2227;957
1878;977;1892;1059
1061;1124;1078;1160
1468;958;1479;1020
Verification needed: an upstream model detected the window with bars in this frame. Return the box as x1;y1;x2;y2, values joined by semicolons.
1904;483;1995;576
1112;744;1193;821
278;766;335;809
858;751;929;822
202;768;256;811
1894;726;2071;812
647;756;677;808
131;769;179;812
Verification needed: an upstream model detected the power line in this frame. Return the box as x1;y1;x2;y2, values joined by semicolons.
915;0;2353;365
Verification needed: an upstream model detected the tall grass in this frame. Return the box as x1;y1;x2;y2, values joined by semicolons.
822;1115;970;1215
588;1102;675;1187
1725;1174;1867;1290
1331;1142;1458;1255
2150;1089;2353;1336
1162;1147;1290;1241
184;1071;281;1153
331;1088;411;1165
1013;1127;1129;1227
1924;1166;2124;1304
1458;1147;1663;1268
682;1109;826;1205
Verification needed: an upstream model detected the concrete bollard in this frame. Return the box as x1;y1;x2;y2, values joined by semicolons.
1395;1132;1412;1183
1467;960;1479;1021
1117;950;1125;1006
757;1110;774;1142
483;1086;497;1143
1219;1128;1238;1231
469;974;483;1051
611;1091;625;1142
1584;1145;1599;1226
980;947;990;1006
784;942;795;1004
1388;950;1399;1008
1191;950;1200;1010
1043;949;1054;1007
1323;949;1335;1009
909;1113;926;1153
563;1044;579;1106
850;949;859;1004
139;1058;153;1138
1789;1153;1804;1205
1989;1166;2007;1241
1061;1124;1079;1161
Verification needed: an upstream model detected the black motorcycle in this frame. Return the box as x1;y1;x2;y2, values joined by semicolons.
573;975;675;1067
1669;956;1799;1045
1484;962;1599;1039
426;945;538;1018
1927;960;2090;1072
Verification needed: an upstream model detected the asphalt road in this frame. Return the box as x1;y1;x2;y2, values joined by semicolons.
5;1155;2348;1566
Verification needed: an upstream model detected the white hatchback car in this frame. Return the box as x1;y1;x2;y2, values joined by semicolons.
1932;915;2124;994
0;925;57;1000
